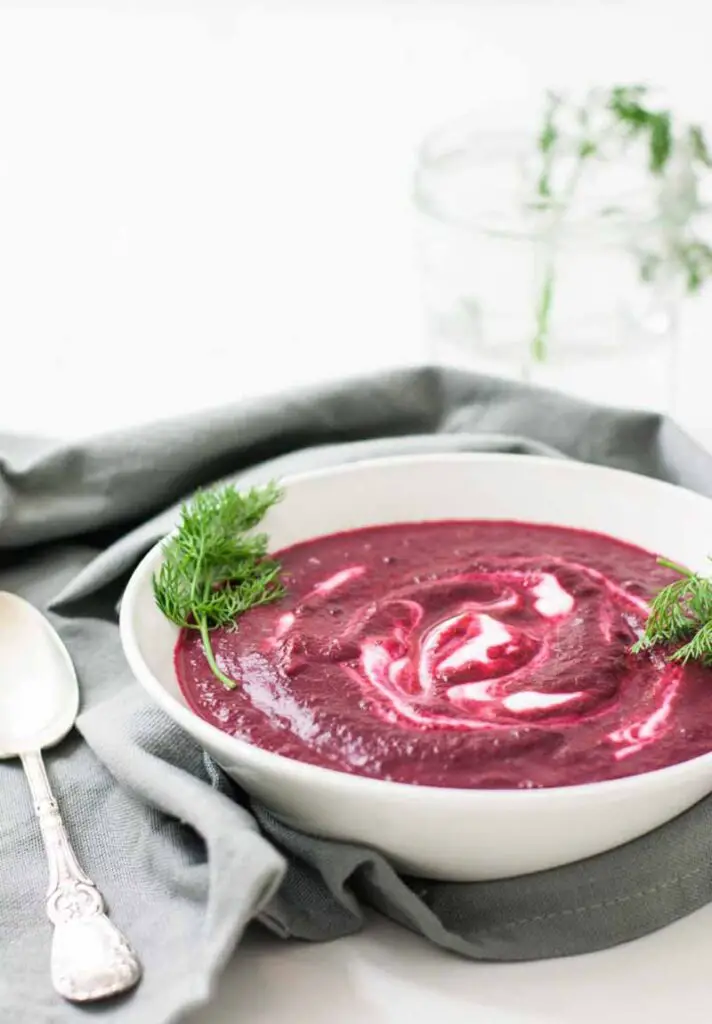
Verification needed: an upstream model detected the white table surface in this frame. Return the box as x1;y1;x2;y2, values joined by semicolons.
190;907;712;1024
2;2;712;1020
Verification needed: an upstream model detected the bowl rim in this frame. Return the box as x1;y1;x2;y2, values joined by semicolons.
119;450;712;801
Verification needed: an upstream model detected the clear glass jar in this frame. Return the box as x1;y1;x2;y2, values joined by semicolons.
414;117;685;412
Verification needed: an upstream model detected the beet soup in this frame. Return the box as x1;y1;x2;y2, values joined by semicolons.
174;520;712;789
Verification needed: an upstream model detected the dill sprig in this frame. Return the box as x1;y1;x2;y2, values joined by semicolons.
153;481;284;689
529;85;712;362
632;557;712;666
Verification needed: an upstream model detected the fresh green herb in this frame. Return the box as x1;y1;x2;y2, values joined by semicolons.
531;266;555;364
632;557;712;666
529;85;712;363
608;85;673;173
676;239;712;293
536;91;561;199
153;482;285;689
689;124;712;168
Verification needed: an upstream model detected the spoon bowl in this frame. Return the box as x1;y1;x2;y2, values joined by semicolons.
0;592;78;757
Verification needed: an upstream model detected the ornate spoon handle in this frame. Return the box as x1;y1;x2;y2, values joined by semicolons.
21;750;142;1002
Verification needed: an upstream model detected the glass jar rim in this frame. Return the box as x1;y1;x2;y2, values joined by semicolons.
413;112;711;240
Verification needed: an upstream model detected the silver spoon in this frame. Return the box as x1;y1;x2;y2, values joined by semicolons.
0;591;141;1002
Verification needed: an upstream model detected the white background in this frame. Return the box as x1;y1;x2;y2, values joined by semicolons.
2;0;712;440
3;2;712;1021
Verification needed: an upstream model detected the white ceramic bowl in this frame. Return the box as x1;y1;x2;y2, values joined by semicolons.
120;453;712;881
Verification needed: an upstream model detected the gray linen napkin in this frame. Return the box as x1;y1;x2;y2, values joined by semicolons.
2;366;712;1024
